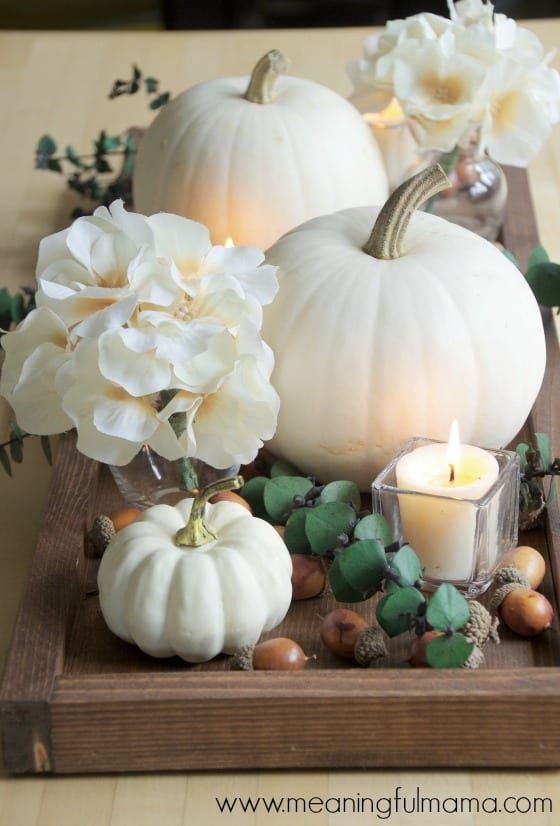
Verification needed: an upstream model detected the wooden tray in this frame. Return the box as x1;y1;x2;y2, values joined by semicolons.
2;168;560;774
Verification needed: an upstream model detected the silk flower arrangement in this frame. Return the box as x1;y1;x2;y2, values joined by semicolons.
0;202;280;470
348;0;560;165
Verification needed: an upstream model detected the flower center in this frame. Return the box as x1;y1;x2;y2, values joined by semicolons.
490;90;519;134
421;73;465;105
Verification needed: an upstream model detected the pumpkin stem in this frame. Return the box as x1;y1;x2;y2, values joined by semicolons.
244;50;289;104
363;164;450;260
175;475;245;548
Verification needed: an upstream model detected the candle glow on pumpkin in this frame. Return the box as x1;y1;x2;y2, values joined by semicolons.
225;236;235;248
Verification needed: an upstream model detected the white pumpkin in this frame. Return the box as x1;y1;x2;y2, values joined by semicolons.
98;477;292;662
133;50;388;250
263;165;546;490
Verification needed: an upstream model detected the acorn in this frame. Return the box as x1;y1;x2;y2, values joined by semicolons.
274;525;286;538
410;631;441;668
498;545;546;590
232;637;307;671
110;506;142;532
209;490;252;513
291;554;325;600
87;514;115;557
500;589;554;637
320;608;387;666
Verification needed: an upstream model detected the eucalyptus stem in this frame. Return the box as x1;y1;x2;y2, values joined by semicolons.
159;389;199;492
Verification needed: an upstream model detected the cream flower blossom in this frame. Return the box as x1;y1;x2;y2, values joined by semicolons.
160;356;280;469
1;202;280;467
0;307;73;434
348;1;560;164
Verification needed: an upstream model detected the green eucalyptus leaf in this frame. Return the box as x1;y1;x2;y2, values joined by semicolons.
284;508;311;554
47;159;63;173
390;544;422;587
376;587;425;637
528;244;549;269
304;501;356;555
0;446;12;477
240;476;268;518
516;441;530;470
270;459;302;478
426;583;470;631
37;134;57;155
65;145;82;166
9;437;23;463
319;480;361;510
41;435;53;466
264;476;313;523
144;76;159;93
149;92;170;110
10;293;24;324
0;288;11;316
328;558;365;603
535;432;552;468
525;262;560;307
425;633;474;668
332;539;387;599
354;513;392;545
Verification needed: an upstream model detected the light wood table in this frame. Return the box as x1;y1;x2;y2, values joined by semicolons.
1;22;560;825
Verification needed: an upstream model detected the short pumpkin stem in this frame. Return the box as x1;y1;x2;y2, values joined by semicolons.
244;50;289;104
175;475;244;548
363;164;450;260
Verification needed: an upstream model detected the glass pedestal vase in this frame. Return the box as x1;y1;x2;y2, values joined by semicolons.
109;446;240;508
428;143;508;242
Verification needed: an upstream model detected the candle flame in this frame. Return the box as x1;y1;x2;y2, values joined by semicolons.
225;236;235;248
447;419;461;481
363;97;405;128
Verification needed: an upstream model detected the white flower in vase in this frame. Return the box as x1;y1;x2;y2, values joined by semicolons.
1;201;280;473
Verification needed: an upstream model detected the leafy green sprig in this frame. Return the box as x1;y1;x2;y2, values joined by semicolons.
516;432;560;529
240;463;474;668
0;422;52;477
34;65;171;218
504;244;560;309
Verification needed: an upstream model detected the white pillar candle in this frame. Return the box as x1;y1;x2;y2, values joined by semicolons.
395;422;499;582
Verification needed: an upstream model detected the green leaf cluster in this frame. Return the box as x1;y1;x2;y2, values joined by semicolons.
503;243;560;309
0;422;52;478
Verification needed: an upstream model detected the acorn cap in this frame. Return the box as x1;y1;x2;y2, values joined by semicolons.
494;565;531;590
463;600;500;647
231;644;255;671
490;582;527;614
462;645;485;669
88;514;115;557
354;626;388;667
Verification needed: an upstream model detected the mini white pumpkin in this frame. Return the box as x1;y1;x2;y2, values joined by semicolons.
133;50;388;249
98;477;292;662
263;164;546;490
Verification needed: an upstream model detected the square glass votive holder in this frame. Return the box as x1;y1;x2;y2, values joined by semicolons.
371;437;520;598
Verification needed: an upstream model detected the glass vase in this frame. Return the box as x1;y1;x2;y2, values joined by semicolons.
109;446;240;508
427;139;508;242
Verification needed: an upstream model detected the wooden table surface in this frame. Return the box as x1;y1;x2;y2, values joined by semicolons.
1;21;560;825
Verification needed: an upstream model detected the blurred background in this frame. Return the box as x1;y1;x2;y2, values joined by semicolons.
0;0;557;30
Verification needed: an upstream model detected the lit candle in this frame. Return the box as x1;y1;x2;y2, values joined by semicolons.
225;236;234;248
363;98;418;190
395;421;499;582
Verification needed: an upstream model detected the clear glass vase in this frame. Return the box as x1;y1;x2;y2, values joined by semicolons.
109;446;240;508
427;139;508;242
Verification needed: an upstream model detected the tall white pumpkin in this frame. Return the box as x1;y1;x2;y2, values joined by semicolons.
263;165;546;490
133;50;388;250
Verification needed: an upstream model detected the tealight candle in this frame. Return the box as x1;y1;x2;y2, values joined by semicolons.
395;421;499;582
362;98;418;190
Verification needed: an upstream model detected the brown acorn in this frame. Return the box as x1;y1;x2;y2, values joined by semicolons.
500;588;553;637
291;554;326;600
209;490;252;512
231;637;307;671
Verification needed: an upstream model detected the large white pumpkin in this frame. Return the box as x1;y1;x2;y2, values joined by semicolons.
133;50;388;249
98;478;292;662
263;165;546;490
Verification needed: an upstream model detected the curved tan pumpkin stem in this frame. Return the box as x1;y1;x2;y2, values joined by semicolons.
175;475;244;548
363;164;450;260
244;50;289;104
